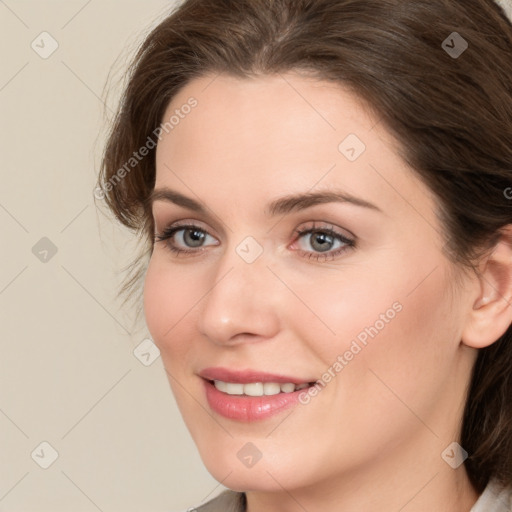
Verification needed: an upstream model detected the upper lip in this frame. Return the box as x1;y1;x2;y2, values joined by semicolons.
199;367;315;384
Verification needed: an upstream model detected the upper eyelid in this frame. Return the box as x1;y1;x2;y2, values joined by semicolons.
158;222;355;245
152;207;229;237
151;197;374;236
295;221;354;238
155;218;215;236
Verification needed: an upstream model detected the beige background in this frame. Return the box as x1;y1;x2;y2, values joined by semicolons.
0;1;221;510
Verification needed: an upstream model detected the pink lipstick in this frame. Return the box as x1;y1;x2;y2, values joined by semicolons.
199;367;316;422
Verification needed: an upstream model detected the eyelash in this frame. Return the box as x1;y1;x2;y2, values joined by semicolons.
153;222;356;262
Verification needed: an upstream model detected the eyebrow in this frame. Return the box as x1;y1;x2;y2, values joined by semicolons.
149;187;382;216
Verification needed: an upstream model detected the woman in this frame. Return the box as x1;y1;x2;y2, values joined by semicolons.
97;0;512;510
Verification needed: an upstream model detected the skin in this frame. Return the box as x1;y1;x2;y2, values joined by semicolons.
143;72;512;512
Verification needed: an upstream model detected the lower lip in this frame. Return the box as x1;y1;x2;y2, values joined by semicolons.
203;379;307;422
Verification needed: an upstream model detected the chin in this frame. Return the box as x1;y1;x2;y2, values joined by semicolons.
196;439;312;493
204;461;291;493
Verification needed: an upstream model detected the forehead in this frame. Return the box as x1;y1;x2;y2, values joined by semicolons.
154;72;437;224
157;72;377;166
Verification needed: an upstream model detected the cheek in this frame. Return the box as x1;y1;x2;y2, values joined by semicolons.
296;250;458;403
284;264;401;364
337;262;459;424
143;260;169;343
143;256;198;352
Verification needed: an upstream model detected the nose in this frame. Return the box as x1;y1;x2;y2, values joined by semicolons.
196;243;281;346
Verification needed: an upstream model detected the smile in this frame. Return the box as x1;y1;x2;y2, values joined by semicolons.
212;380;310;396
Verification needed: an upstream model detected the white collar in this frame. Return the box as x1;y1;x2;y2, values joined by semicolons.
470;478;512;512
495;0;512;23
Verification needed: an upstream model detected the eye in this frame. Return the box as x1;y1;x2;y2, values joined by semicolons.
291;222;356;262
154;223;218;256
154;221;356;261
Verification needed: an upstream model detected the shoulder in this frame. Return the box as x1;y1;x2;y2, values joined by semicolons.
179;490;246;512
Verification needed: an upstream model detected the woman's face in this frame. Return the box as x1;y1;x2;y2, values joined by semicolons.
144;72;477;493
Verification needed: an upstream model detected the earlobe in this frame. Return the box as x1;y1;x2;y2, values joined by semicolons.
461;225;512;349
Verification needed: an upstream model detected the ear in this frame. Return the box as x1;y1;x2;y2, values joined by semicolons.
462;225;512;349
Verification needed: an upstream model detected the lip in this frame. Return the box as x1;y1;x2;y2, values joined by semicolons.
199;367;316;422
203;380;311;422
199;367;313;384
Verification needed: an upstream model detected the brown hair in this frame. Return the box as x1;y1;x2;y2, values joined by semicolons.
97;0;512;493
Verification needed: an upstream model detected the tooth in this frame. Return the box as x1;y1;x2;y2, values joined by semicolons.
280;383;296;393
214;380;307;395
244;382;264;396
225;382;244;395
263;382;281;395
214;380;227;392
